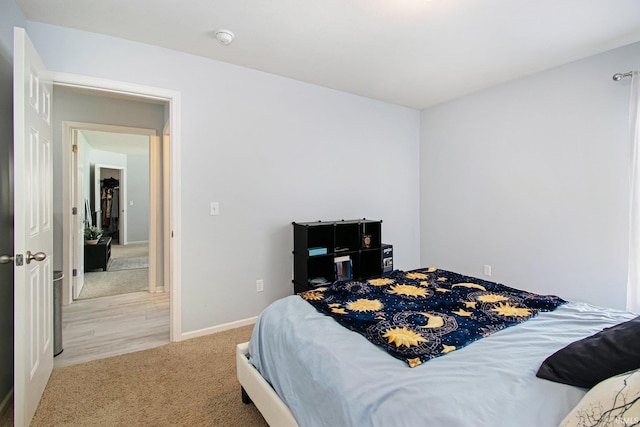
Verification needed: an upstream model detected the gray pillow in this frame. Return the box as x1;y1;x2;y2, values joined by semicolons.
536;316;640;388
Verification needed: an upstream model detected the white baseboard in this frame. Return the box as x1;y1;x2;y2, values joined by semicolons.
0;388;13;419
180;316;257;341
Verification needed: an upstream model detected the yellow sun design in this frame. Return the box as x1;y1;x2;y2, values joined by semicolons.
426;267;437;272
368;278;395;286
491;302;532;317
452;309;473;317
437;277;447;281
442;345;456;353
300;291;323;301
347;299;383;312
406;272;429;280
452;283;487;291
389;284;429;298
383;327;427;348
464;301;477;308
331;308;347;314
477;294;509;303
328;303;341;308
407;357;422;368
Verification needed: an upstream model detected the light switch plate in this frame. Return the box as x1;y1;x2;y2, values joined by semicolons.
210;202;219;216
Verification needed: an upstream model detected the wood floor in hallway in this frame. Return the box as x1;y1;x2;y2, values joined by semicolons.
54;291;170;368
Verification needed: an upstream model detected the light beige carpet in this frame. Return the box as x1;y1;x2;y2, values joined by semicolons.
79;243;150;300
79;268;148;299
108;256;149;272
30;325;268;427
111;242;149;258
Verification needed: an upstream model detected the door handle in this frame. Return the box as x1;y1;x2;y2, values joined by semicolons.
1;251;46;265
26;251;47;264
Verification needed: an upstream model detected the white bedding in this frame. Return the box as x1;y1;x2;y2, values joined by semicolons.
249;295;636;427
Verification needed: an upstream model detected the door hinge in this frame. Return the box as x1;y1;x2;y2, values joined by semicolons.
72;269;77;277
72;207;77;215
72;144;78;153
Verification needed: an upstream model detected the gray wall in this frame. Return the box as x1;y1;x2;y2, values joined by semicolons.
86;149;150;243
52;87;164;269
420;42;640;310
126;154;150;242
26;21;422;334
0;0;26;407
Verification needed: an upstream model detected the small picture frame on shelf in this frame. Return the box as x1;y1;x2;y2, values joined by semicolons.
362;234;372;248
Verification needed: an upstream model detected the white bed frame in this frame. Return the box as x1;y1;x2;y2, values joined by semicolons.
236;342;299;427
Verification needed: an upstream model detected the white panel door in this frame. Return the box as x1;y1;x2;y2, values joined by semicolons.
13;27;54;427
72;129;85;298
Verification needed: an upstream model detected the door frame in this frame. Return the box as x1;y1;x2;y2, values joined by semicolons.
93;163;128;247
54;72;182;341
63;123;160;299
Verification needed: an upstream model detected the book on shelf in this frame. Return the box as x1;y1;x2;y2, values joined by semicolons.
308;247;327;256
334;255;352;281
308;277;331;287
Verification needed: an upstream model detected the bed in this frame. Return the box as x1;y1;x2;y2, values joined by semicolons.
236;267;639;427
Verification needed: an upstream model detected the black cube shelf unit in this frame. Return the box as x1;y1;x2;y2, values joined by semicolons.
292;219;384;294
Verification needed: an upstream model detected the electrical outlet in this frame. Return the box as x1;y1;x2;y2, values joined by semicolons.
256;279;264;292
483;265;492;276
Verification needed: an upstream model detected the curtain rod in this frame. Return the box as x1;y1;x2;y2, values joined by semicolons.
613;71;633;81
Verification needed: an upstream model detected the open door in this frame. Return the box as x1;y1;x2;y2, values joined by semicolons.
13;27;54;426
71;129;86;299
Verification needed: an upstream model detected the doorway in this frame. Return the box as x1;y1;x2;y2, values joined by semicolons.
52;75;181;357
59;115;168;366
64;122;160;301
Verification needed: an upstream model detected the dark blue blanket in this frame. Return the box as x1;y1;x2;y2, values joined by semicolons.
300;268;565;367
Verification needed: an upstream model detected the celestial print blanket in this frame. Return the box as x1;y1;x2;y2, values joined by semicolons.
299;268;566;367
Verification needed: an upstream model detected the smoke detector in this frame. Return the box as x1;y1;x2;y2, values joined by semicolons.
215;29;234;46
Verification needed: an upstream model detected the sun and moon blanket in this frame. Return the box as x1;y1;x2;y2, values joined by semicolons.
300;268;566;368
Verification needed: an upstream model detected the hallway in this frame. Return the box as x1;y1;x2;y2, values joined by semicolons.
80;242;149;300
53;291;169;368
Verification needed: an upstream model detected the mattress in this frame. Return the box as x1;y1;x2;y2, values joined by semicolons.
249;295;636;427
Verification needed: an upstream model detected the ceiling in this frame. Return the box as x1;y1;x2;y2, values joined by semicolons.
79;130;149;156
16;0;640;109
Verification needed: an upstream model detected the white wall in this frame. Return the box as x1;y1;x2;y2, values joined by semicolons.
26;22;421;333
420;42;640;310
